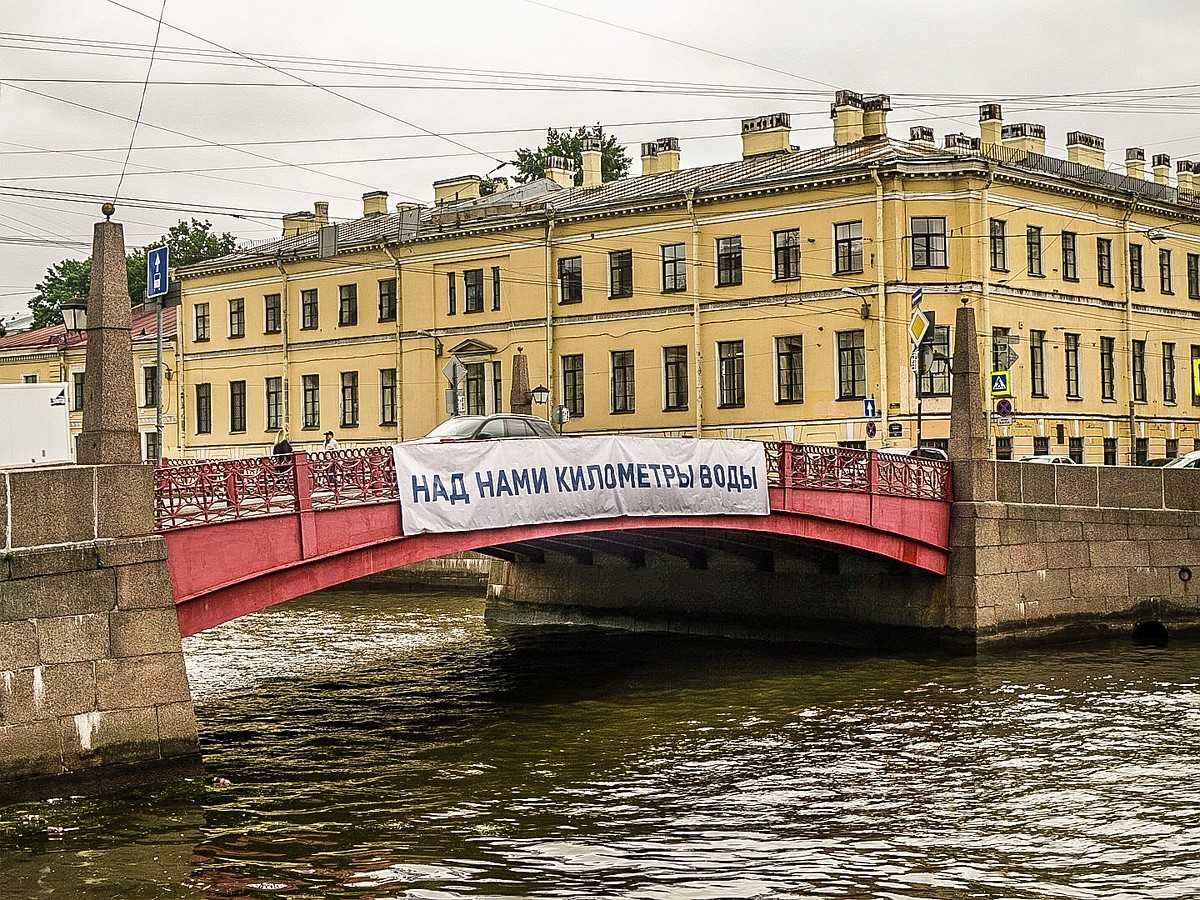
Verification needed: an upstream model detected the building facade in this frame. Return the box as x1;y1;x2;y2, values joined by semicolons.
175;91;1200;464
0;304;178;462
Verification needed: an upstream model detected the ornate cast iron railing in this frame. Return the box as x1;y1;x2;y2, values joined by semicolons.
155;442;950;531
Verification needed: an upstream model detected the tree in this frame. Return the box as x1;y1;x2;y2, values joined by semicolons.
512;125;631;186
27;219;239;330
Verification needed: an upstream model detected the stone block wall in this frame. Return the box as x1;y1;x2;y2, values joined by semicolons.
0;464;198;791
951;460;1200;646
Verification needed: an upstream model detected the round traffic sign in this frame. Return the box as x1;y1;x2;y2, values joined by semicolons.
996;398;1013;417
866;422;877;438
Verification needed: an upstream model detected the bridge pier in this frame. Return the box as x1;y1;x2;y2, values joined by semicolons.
0;464;198;796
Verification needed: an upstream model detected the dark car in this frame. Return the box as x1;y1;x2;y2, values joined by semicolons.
415;414;557;442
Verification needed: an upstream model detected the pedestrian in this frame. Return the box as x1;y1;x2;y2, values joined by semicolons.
322;430;339;451
272;430;293;456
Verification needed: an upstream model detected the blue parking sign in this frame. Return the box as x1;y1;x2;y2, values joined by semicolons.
146;245;169;298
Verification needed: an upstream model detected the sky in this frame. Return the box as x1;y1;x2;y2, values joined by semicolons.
3;0;1200;324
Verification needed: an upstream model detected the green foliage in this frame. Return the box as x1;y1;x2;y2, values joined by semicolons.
512;125;631;186
27;219;238;329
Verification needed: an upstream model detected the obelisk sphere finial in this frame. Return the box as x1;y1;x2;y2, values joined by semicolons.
101;202;116;220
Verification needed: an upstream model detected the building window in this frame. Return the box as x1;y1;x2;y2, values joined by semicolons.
562;354;584;418
558;257;582;304
992;327;1012;375
1188;253;1200;299
1164;343;1177;404
143;365;158;408
1132;340;1147;402
380;368;397;425
378;278;397;322
911;217;948;268
774;229;801;280
1135;437;1149;466
491;267;502;311
1030;330;1046;397
1034;436;1050;456
144;431;160;464
609;250;633;298
717;340;745;408
229;380;246;433
1068;437;1084;463
1167;438;1180;459
1061;231;1077;281
995;436;1013;460
492;361;503;414
340;371;359;427
837;329;866;399
768;335;804;404
195;383;211;434
338;284;358;326
302;374;320;429
264;293;282;333
1103;438;1118;466
1160;248;1174;294
464;269;484;313
990;219;1007;271
664;345;688;411
662;243;686;292
716;236;742;287
194;302;210;341
611;350;635;413
301;289;318;329
1130;243;1144;291
447;273;456;315
834;221;863;274
22;373;37;383
1100;336;1116;401
464;363;486;415
1097;238;1113;287
266;377;283;431
228;298;245;337
72;371;84;411
1024;225;1043;276
920;326;951;396
1065;333;1081;399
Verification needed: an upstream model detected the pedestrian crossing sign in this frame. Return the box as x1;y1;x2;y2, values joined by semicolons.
990;370;1011;396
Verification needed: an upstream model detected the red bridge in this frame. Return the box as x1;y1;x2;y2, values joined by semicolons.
157;443;953;637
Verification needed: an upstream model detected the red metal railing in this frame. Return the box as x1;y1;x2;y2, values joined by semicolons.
155;442;951;531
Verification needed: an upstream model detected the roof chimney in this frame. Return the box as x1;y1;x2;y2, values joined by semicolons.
544;155;575;188
433;175;482;204
1066;132;1105;169
979;104;1002;146
830;90;864;146
641;141;659;176
362;190;388;217
282;201;329;237
1001;123;1046;155
862;94;891;140
581;137;603;188
944;133;980;153
1153;153;1171;185
314;201;329;226
1177;160;1195;195
741;113;791;158
655;137;680;172
1125;147;1146;180
909;126;934;147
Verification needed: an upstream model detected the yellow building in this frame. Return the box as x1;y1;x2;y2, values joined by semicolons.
0;304;178;462
176;91;1200;464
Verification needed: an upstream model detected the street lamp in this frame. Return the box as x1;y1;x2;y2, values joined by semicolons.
530;384;549;405
61;297;88;333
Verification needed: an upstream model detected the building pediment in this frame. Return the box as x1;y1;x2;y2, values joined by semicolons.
448;339;497;357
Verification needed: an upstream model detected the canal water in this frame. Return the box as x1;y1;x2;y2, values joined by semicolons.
2;585;1200;899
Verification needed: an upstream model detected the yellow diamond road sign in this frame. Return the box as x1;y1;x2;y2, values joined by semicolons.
908;309;930;345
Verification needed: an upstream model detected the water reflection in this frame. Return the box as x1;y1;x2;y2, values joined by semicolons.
2;585;1199;899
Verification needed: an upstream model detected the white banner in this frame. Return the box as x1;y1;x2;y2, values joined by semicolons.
391;436;769;536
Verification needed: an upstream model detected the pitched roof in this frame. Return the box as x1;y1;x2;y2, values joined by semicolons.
0;304;176;353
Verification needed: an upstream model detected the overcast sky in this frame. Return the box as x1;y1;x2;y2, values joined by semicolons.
3;0;1199;321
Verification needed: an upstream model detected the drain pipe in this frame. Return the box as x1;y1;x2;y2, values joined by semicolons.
981;165;995;448
382;243;404;440
687;189;703;437
276;256;290;436
870;167;889;444
1121;196;1138;464
544;211;556;407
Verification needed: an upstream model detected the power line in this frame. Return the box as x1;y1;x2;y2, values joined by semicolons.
114;0;167;200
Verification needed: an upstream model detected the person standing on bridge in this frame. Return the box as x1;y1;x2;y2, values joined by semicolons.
322;430;340;451
272;431;293;456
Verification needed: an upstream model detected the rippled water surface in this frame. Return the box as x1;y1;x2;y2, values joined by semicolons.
3;585;1200;899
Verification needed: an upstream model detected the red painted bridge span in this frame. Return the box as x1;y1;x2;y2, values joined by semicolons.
156;442;952;636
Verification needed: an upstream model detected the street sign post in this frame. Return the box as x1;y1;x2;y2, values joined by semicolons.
443;356;467;415
864;398;877;419
991;371;1012;396
907;308;930;346
146;245;169;299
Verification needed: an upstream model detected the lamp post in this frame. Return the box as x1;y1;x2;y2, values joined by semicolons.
530;384;549;406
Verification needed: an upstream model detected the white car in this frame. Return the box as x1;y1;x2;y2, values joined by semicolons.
1021;454;1077;464
1163;450;1200;469
879;446;949;461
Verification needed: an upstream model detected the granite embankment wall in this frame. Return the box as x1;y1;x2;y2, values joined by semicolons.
951;460;1200;646
0;464;198;794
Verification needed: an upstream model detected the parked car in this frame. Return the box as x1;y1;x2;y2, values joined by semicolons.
879;446;949;461
413;414;558;442
1021;455;1077;464
1163;450;1200;469
1143;458;1172;467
